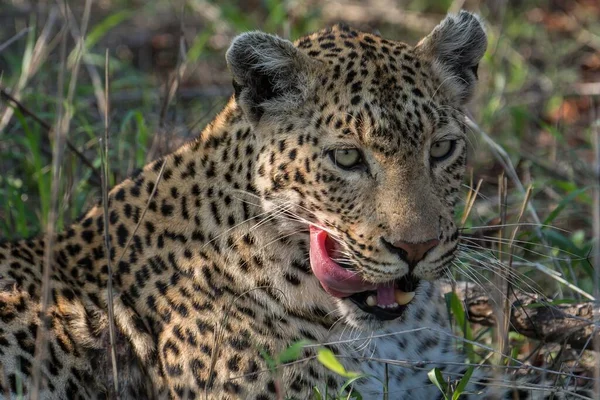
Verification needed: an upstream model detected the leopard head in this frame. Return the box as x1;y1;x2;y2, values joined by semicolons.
226;11;487;328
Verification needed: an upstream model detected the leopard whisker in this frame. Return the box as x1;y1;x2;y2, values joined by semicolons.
459;240;580;263
460;222;570;232
460;236;586;260
454;251;545;298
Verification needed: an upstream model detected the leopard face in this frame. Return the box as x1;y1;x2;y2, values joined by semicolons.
227;12;487;329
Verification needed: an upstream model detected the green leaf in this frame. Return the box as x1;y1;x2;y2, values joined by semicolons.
526;298;579;308
259;347;276;371
446;292;474;361
277;340;311;364
428;368;448;399
452;367;474;400
14;108;49;227
543;229;576;253
187;30;212;63
509;346;520;367
312;387;323;400
317;348;360;378
571;230;586;248
85;11;134;50
338;375;368;399
68;10;134;67
542;186;589;226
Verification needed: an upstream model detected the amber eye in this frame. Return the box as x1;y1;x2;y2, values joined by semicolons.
329;148;363;169
430;140;455;162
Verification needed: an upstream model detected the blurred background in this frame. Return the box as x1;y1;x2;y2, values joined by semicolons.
0;0;599;368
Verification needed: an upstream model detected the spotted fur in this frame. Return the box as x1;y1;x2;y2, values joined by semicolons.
0;11;589;400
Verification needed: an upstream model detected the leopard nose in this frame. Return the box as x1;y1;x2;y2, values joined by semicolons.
383;238;440;267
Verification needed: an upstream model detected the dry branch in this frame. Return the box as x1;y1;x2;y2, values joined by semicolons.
442;281;599;351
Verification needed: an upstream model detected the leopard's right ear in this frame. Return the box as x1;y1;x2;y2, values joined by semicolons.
226;32;319;126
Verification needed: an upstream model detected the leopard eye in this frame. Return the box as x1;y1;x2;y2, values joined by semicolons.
430;140;455;162
329;148;363;169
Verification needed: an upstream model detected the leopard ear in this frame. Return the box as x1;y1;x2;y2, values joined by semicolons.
226;32;318;126
416;11;487;104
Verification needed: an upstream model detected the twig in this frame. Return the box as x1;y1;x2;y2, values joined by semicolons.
461;177;482;226
101;49;120;399
0;27;32;54
30;10;67;400
0;88;51;131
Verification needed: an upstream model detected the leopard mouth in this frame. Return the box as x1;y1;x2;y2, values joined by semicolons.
309;226;421;321
346;274;420;320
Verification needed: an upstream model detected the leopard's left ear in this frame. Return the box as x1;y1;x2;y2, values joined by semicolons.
226;32;319;126
416;11;487;104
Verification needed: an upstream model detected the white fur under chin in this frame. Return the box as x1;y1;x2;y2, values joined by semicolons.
332;281;483;397
332;281;584;399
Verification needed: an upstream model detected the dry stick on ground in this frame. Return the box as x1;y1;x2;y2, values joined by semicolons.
0;88;102;186
440;281;599;352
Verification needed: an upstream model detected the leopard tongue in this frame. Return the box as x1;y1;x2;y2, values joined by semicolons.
308;226;416;306
309;226;376;297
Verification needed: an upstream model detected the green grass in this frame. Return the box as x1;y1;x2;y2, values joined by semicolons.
0;0;598;398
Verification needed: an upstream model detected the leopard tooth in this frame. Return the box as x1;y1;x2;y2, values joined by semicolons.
394;290;415;306
366;295;377;307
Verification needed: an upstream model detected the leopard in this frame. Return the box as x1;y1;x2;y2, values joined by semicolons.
0;10;592;400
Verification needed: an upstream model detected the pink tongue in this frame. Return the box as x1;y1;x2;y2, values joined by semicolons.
309;226;379;298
